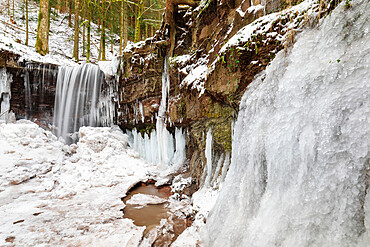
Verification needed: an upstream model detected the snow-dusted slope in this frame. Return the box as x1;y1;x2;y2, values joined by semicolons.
0;0;119;65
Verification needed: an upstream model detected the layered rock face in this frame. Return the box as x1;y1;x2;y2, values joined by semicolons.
117;0;338;187
1;50;58;126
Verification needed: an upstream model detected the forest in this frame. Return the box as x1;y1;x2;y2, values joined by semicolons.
2;0;165;61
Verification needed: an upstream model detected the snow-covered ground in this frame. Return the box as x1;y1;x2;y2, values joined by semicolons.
0;0;120;65
0;120;170;246
0;119;216;246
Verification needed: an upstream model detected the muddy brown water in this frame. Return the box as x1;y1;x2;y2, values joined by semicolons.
122;183;172;233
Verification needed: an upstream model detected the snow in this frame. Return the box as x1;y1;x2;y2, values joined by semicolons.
171;187;220;247
170;54;192;66
204;0;370;245
0;0;120;66
126;194;167;206
181;56;209;96
98;56;121;76
123;40;146;53
219;0;321;55
247;4;265;14
0;121;164;246
237;4;264;18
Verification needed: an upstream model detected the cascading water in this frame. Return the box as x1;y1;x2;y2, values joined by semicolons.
53;63;111;142
24;63;58;120
204;1;370;246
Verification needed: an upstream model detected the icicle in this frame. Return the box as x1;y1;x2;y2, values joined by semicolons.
203;128;214;187
0;68;11;121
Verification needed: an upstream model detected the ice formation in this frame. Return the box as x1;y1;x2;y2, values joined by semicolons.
127;56;187;167
126;127;186;167
202;129;214;187
200;129;231;188
204;1;370;246
0;68;11;121
53;63;115;142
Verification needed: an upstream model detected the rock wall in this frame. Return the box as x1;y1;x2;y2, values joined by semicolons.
117;0;340;188
0;49;59;126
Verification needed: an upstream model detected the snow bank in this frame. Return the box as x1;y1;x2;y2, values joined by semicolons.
0;121;160;246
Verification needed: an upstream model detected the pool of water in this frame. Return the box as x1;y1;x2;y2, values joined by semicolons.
122;184;171;233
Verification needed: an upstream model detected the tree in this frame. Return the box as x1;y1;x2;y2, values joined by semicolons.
119;0;128;55
73;0;80;61
126;0;163;43
134;0;144;42
25;0;29;46
35;0;50;55
86;0;92;62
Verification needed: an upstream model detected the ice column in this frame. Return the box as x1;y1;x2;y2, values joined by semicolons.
0;68;11;121
126;56;187;166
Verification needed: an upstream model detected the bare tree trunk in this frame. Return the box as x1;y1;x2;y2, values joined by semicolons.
83;17;86;57
68;0;72;27
134;0;144;42
86;1;91;62
110;11;113;55
72;0;80;61
101;0;106;61
57;0;61;12
35;0;50;55
123;0;128;48
119;0;125;55
25;0;29;45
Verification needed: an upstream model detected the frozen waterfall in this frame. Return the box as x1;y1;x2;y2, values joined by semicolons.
53;63;114;142
0;68;11;121
126;56;187;167
204;1;370;246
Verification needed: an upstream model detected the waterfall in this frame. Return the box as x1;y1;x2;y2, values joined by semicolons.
53;63;110;142
204;1;370;246
24;63;58;120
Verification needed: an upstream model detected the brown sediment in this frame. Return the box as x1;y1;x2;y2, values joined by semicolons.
121;180;191;245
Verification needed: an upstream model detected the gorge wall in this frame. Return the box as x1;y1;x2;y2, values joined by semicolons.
116;0;341;188
1;0;343;189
